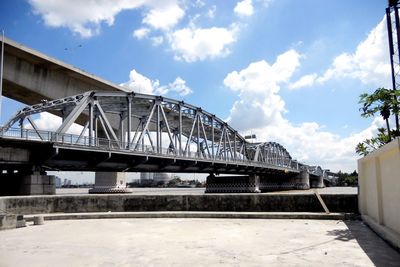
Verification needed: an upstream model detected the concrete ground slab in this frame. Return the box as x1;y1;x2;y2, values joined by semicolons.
56;186;358;196
23;211;354;221
0;219;399;267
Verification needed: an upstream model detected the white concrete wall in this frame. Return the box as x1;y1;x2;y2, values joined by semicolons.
358;137;400;248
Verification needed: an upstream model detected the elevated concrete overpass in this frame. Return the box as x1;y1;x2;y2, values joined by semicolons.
2;37;128;105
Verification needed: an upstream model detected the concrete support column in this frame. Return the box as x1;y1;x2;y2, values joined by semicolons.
0;171;55;196
20;172;56;195
249;175;261;193
310;175;325;188
89;172;132;194
294;170;310;190
205;174;260;193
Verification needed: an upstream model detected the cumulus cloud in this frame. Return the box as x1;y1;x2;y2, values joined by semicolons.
234;0;254;17
207;5;216;19
289;73;317;90
25;112;85;135
290;16;391;90
224;49;383;172
120;69;157;94
224;49;301;129
28;0;184;37
120;69;192;96
167;77;193;96
169;24;239;62
133;27;150;39
142;2;185;30
249;117;385;172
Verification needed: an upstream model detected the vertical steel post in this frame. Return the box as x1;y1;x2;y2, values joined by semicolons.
223;126;227;160
234;132;237;160
179;104;182;156
211;116;215;159
197;113;200;157
393;5;400;131
19;118;24;138
178;104;182;156
156;103;160;153
119;114;124;147
387;3;400;132
141;120;144;151
89;103;93;146
94;116;98;146
0;30;4;124
127;96;132;149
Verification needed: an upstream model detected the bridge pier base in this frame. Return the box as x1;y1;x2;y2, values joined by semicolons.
205;174;261;193
258;170;310;192
0;170;55;196
89;172;132;194
310;175;325;188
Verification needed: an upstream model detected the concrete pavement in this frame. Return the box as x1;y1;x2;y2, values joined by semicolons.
55;186;358;195
0;218;399;266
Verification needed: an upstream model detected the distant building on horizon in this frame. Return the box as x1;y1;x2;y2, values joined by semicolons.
140;172;172;184
55;176;62;188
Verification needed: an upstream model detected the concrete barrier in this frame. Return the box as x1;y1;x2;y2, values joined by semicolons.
0;193;358;215
0;214;16;230
358;137;400;250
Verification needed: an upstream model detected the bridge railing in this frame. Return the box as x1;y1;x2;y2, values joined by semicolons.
0;127;299;170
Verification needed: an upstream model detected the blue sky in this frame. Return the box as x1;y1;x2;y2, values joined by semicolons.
0;0;392;180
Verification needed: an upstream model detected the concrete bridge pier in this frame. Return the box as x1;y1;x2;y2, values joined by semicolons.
89;172;132;194
310;175;325;188
205;174;260;193
258;170;310;192
293;170;311;190
0;169;55;196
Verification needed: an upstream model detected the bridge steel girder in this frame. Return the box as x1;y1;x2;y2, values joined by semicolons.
0;90;316;175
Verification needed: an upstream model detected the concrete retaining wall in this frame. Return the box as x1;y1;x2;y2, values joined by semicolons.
358;137;400;250
0;193;358;215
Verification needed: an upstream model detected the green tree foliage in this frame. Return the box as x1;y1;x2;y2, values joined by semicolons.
355;128;391;156
356;88;400;156
337;170;358;186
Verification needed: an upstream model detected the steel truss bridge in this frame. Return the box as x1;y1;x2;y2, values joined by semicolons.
0;91;335;182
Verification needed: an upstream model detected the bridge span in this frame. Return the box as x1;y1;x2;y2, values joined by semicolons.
0;90;336;194
0;37;337;195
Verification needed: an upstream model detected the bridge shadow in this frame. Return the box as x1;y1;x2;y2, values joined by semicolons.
326;220;400;267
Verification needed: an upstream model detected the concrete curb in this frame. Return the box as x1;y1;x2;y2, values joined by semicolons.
362;215;400;251
24;211;357;221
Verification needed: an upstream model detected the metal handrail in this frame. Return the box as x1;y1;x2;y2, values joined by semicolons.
0;127;299;171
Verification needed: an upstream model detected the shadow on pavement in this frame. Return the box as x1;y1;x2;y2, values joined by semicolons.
327;220;400;267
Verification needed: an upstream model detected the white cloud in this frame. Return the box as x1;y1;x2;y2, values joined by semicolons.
248;117;384;172
193;0;206;8
28;0;184;38
224;49;383;172
207;5;216;19
121;69;157;94
234;0;254;17
26;112;84;135
133;27;150;39
289;73;317;90
257;0;273;7
224;49;301;129
293;17;391;89
168;77;193;96
169;25;239;62
120;69;192;96
142;2;185;30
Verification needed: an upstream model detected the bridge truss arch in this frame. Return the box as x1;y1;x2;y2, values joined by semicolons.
1;91;302;172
